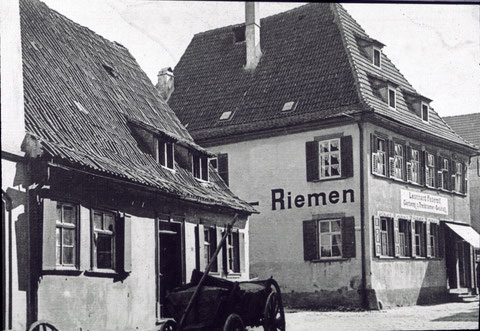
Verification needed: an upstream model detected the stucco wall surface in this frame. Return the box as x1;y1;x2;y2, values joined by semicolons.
469;156;480;232
208;124;362;305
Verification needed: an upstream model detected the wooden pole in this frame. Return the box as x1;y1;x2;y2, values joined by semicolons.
178;214;238;328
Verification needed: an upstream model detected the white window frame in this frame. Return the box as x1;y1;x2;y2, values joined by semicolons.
421;102;429;123
388;87;396;109
203;226;218;273
226;231;240;274
56;203;78;267
414;221;426;257
398;219;410;257
426;153;435;188
372;137;387;176
393;143;404;180
455;162;463;192
192;154;209;182
318;138;342;179
373;47;382;68
156;139;175;170
410;149;420;184
318;219;342;259
429;223;439;258
92;209;116;271
438;158;449;190
380;217;394;257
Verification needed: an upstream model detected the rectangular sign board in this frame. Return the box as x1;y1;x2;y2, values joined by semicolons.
400;189;448;215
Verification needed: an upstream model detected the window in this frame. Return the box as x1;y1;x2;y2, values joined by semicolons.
225;231;240;274
192;154;209;181
303;217;355;261
319;220;342;258
380;217;394;256
388;88;396;109
392;143;404;180
92;210;116;270
425;153;435;187
414;221;426;257
373;48;381;67
281;101;297;112
438;158;449;190
398;219;410;257
157;139;174;170
372;137;387;176
204;227;218;272
306;136;353;182
455;162;463;192
56;203;78;266
421;103;429;122
429;223;439;257
319;138;341;179
408;148;421;184
219;111;233;121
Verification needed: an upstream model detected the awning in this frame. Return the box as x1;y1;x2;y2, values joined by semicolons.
445;222;480;249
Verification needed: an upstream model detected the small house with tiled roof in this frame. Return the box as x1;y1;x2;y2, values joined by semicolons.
168;2;479;308
1;0;254;330
444;113;480;234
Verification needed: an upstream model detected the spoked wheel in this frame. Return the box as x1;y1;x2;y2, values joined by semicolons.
223;313;245;331
263;280;286;331
28;320;59;331
159;319;177;331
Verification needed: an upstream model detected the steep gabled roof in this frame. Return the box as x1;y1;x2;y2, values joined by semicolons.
169;3;475;150
443;113;480;148
20;0;254;213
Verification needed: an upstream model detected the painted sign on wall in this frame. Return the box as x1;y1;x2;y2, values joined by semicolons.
400;189;448;215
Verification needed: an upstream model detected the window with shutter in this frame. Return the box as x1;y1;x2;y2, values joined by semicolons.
425;152;435;187
373;216;381;257
217;153;229;186
393;218;400;257
410;220;417;258
398;219;410;257
371;136;387;176
409;148;421;184
203;225;218;273
91;209;116;270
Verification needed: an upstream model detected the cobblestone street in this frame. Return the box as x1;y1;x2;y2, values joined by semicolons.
252;300;479;330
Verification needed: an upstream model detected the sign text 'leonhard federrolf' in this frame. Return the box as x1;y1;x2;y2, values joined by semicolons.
271;188;355;210
400;189;448;215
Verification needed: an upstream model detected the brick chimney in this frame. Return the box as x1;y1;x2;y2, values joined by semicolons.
156;67;174;101
244;2;262;71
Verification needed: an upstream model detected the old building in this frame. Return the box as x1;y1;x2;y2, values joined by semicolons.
168;3;479;309
444;113;480;234
1;0;254;330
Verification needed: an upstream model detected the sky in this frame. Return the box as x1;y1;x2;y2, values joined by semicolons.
41;0;480;118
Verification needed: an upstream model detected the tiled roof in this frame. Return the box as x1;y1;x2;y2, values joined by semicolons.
443;113;480;148
20;0;255;214
168;3;476;150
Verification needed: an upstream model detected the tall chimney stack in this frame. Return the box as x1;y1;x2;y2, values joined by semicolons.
156;67;174;101
244;2;262;71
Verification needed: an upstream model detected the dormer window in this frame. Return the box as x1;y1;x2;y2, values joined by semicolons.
388;88;396;109
157;139;174;170
373;48;381;68
193;154;209;181
421;102;429;122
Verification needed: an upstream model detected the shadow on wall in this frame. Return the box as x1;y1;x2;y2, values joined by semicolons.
416;259;448;305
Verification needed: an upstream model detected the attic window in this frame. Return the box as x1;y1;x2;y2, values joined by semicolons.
373;48;381;68
74;101;89;114
233;26;246;43
421;103;429;122
388;88;396;109
281;101;297;112
157;139;174;170
220;111;233;121
102;64;117;78
193;154;209;181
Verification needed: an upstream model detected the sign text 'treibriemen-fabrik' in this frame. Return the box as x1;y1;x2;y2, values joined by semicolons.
271;188;355;210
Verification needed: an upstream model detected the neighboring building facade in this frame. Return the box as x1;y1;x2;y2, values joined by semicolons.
168;3;479;309
1;1;254;330
444;113;480;233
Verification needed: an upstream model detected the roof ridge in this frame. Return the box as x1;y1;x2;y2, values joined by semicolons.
444;112;480;119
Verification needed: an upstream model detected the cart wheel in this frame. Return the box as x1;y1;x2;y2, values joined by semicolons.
263;291;286;331
159;319;177;331
223;313;245;331
28;320;59;331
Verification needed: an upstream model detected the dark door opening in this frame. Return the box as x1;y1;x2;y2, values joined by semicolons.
158;220;183;318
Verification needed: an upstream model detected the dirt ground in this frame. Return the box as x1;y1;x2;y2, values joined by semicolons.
251;300;479;330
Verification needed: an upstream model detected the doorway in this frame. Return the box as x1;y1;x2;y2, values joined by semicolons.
157;220;184;318
457;241;471;289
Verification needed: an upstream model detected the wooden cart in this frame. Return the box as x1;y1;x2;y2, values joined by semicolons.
164;269;285;331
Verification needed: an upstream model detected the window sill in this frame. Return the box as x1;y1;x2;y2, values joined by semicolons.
391;177;405;183
311;258;348;263
85;269;119;277
160;165;176;173
311;176;348;183
376;255;395;260
226;272;242;279
42;268;82;276
407;181;423;187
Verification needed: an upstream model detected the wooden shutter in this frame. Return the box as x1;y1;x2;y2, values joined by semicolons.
389;157;395;177
411;221;417;258
372;153;379;174
217;153;229;186
158;140;165;166
387;140;394;177
370;134;377;155
233;231;240;273
341;217;355;258
438;224;445;258
393;218;400;257
406;146;412;181
303;220;318;261
373;216;381;257
222;230;228;274
195;224;205;271
239;232;246;274
463;163;468;194
450;159;456;191
436;156;443;188
419;150;426;185
426;220;431;258
123;214;132;273
406;162;412;182
305;141;319;181
201;156;208;181
42;198;58;270
340;136;353;178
